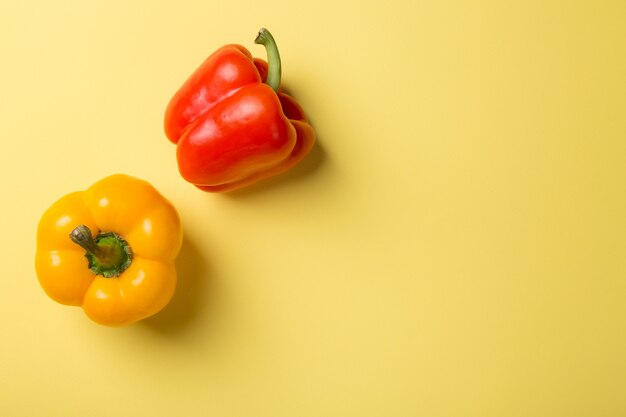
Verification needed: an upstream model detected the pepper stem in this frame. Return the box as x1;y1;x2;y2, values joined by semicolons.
70;225;132;278
255;28;282;92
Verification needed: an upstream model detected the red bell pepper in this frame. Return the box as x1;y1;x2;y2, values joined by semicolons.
164;28;315;192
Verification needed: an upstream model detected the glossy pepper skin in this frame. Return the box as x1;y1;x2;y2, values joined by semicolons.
164;28;315;192
35;174;182;326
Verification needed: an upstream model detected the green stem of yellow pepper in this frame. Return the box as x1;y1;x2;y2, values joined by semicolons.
70;225;132;278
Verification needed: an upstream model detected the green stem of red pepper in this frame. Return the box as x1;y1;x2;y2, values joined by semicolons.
254;28;282;92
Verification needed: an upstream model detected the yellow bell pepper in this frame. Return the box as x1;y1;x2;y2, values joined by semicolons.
35;174;182;326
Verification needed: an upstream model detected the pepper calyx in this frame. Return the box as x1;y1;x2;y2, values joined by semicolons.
69;225;133;278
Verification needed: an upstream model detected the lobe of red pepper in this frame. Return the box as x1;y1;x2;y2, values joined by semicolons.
164;45;264;144
190;91;315;192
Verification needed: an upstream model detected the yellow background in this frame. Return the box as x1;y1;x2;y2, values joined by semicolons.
1;0;625;415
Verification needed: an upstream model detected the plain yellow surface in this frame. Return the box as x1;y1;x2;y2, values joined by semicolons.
1;0;625;415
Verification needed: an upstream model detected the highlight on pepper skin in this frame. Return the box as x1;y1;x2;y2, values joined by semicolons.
164;28;316;192
34;174;183;326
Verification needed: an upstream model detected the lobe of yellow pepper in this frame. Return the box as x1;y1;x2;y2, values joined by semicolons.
35;174;183;326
